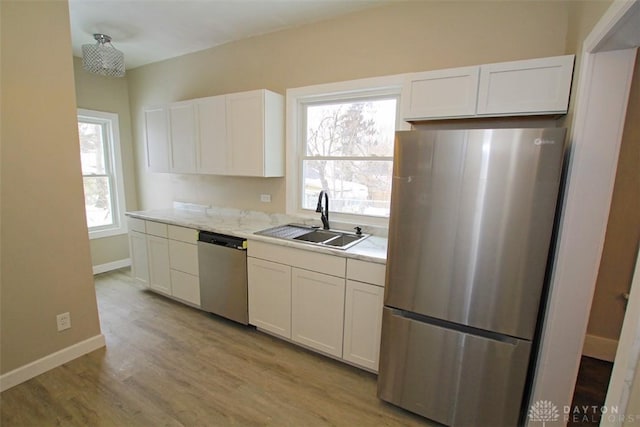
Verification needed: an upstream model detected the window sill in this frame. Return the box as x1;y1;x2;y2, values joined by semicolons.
89;226;128;240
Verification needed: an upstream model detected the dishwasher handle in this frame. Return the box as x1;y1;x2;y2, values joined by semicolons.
198;231;247;250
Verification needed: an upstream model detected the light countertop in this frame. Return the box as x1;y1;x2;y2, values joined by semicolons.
126;206;387;264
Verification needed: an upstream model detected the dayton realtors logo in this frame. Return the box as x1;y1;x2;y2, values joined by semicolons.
529;400;560;426
529;400;636;424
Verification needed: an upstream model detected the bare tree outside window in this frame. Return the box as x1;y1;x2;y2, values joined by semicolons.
302;98;396;217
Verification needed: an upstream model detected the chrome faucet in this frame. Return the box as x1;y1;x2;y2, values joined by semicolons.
316;190;330;230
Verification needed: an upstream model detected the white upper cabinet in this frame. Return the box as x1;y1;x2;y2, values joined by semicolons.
143;89;284;177
144;106;170;172
402;55;575;121
195;95;228;175
169;101;197;173
227;91;263;176
402;66;480;120
226;90;284;177
476;55;575;116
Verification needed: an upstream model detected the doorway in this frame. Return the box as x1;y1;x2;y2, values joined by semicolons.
569;52;640;425
529;1;640;423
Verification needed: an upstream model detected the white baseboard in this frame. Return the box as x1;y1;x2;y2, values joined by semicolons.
583;334;618;362
93;258;131;275
0;334;106;392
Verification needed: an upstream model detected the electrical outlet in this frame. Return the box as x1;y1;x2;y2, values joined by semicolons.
56;312;71;331
260;194;272;203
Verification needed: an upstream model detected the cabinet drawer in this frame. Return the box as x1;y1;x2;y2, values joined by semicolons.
145;221;168;238
168;225;198;244
169;239;198;275
170;269;200;306
248;240;345;277
128;217;146;233
346;259;386;287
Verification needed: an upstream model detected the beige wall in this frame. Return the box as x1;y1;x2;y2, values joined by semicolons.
127;0;574;212
0;1;102;374
73;57;137;267
587;53;640;342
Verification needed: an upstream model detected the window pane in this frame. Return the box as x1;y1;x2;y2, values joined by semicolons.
83;176;113;227
302;160;392;217
78;122;106;174
305;98;396;157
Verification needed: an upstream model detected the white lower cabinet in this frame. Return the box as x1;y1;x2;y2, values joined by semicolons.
247;257;292;338
128;220;201;307
168;235;200;306
129;230;149;287
291;268;345;358
246;240;386;372
343;280;384;371
147;234;171;295
170;269;200;306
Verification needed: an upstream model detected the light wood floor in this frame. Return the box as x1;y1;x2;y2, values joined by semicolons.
1;268;434;426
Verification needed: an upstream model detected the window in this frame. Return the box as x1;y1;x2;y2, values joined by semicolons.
77;109;126;239
302;97;396;217
287;75;406;225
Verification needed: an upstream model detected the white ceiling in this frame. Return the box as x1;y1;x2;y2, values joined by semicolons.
69;0;389;70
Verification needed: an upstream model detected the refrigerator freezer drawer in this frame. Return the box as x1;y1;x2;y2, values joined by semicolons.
377;307;531;427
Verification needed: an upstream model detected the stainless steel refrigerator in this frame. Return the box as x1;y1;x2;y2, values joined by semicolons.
377;128;566;427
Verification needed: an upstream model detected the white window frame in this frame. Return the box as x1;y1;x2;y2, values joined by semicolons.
286;74;410;227
77;108;127;239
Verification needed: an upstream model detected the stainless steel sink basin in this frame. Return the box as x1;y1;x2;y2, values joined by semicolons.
255;224;369;250
294;230;341;243
323;234;364;247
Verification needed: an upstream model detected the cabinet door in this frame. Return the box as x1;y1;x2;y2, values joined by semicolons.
169;102;197;173
129;231;149;287
170;269;200;306
196;96;228;174
291;268;345;357
343;280;383;371
147;235;171;295
226;90;264;176
247;257;291;338
169;239;198;276
402;66;480;120
144;106;170;172
477;55;574;115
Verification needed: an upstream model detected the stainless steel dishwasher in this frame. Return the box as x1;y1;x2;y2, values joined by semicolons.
197;231;248;325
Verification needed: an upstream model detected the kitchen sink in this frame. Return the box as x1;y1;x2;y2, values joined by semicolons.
255;224;369;250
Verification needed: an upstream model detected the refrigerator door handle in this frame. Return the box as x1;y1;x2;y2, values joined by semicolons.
387;307;523;346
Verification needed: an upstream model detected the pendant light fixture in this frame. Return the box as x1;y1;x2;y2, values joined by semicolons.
81;33;125;77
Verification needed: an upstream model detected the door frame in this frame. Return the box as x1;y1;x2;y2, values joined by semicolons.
528;0;640;422
603;248;640;426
